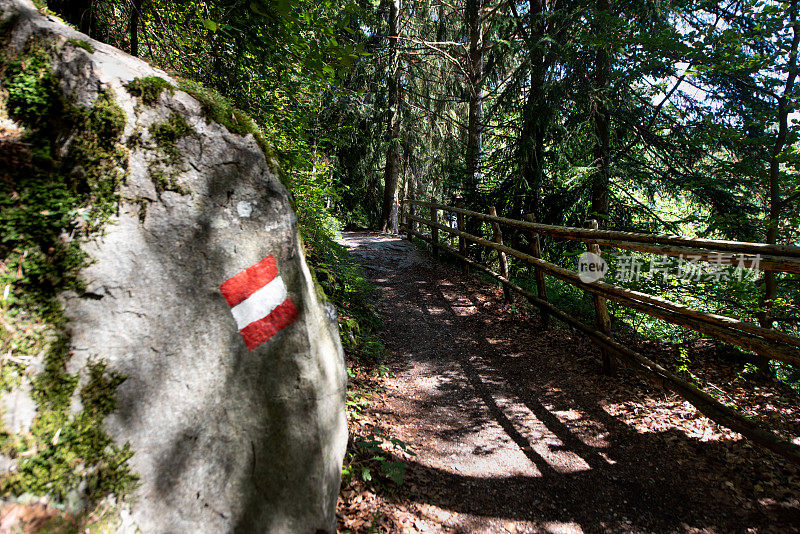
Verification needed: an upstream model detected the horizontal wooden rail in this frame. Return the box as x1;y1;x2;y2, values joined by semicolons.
403;211;800;350
405;199;800;269
405;211;800;366
405;225;800;465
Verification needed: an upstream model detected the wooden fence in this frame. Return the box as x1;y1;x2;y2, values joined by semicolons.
400;198;800;465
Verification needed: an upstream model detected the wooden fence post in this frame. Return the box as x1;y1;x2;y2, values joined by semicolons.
456;199;467;274
430;198;439;259
405;199;413;241
489;207;513;303
524;213;550;328
585;219;616;375
399;196;405;234
409;198;416;236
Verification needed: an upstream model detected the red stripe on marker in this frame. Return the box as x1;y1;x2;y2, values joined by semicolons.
220;255;278;307
220;255;299;351
239;298;298;351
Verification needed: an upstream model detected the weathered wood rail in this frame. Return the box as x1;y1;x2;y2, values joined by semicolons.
400;198;800;465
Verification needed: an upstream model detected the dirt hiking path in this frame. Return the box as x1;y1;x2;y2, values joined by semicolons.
337;231;800;533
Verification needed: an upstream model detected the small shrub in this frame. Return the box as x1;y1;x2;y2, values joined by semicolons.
342;432;414;487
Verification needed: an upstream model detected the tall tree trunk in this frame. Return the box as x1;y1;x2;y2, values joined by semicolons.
757;0;799;371
518;0;546;222
519;100;546;221
465;0;484;209
591;0;611;226
380;0;402;233
131;0;144;57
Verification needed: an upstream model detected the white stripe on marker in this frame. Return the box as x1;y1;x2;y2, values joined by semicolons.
229;275;288;331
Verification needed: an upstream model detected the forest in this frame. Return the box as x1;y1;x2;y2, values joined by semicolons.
62;0;800;378
2;0;800;531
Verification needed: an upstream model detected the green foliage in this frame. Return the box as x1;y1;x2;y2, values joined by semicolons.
5;46;58;125
342;432;414;487
517;270;596;325
305;236;383;364
675;347;700;384
288;163;343;242
125;76;174;106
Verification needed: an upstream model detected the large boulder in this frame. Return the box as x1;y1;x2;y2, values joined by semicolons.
0;1;347;531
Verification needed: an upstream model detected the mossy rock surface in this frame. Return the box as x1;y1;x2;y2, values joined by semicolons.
0;23;136;527
125;76;174;106
0;1;347;533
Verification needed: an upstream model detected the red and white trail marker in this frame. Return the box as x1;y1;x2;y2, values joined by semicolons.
220;255;298;351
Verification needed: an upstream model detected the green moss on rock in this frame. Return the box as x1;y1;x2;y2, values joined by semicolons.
2;352;137;504
149;113;194;154
146;113;195;195
67;38;95;54
125;76;174;106
0;42;136;511
1;44;127;311
175;78;283;175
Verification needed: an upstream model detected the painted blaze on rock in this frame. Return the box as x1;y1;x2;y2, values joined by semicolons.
220;255;299;351
0;1;347;532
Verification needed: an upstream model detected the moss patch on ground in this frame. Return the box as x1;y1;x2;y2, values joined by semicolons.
0;41;137;515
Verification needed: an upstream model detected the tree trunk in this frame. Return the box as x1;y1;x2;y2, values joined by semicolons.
518;0;546;222
757;0;799;372
465;0;484;208
591;0;611;227
380;0;402;233
131;0;144;57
